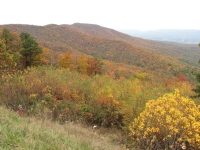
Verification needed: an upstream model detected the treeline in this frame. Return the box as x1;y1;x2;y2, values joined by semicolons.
2;24;197;80
0;28;103;76
0;28;46;72
58;52;103;76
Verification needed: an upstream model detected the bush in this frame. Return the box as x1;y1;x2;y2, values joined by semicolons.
0;66;195;132
129;89;200;149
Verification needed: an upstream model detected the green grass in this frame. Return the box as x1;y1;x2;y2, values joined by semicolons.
0;106;124;150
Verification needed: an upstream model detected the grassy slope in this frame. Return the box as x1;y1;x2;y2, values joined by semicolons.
0;106;124;150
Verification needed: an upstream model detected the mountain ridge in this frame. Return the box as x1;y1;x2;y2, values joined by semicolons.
0;23;199;79
71;24;200;67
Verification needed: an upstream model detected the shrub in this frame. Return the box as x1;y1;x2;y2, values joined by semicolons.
129;89;200;149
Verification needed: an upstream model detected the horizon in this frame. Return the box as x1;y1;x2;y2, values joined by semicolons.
0;0;200;31
1;23;200;32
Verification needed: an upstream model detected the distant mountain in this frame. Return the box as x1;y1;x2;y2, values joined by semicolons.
72;24;200;67
0;24;199;79
118;29;200;44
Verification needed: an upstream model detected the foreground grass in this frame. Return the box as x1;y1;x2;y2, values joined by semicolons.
0;106;125;150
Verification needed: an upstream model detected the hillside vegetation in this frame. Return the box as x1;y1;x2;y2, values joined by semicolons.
0;66;199;149
72;24;200;68
0;25;199;149
1;24;199;79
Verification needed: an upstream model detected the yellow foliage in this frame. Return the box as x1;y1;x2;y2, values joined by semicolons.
42;86;52;95
77;54;88;74
29;94;38;99
37;47;51;65
135;72;149;80
71;89;79;100
104;85;113;98
129;89;200;149
58;52;72;69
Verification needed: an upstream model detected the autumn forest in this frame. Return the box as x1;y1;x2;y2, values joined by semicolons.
0;24;199;149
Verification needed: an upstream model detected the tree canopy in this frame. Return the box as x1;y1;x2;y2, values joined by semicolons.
1;28;13;51
20;32;42;67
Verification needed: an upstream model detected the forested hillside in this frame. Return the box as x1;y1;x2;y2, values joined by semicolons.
1;24;199;80
72;23;200;67
0;25;199;149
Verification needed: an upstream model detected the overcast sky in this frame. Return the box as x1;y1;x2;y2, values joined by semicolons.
0;0;199;30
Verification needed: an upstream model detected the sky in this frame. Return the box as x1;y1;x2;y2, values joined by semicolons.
0;0;200;31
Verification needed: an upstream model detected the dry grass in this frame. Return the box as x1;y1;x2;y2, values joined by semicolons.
0;106;126;150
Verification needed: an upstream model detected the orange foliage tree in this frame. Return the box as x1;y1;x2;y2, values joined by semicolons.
36;47;52;65
86;57;103;76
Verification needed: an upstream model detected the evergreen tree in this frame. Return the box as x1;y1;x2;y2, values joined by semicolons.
20;32;42;67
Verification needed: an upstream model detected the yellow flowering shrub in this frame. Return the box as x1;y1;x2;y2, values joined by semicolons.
129;89;200;149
